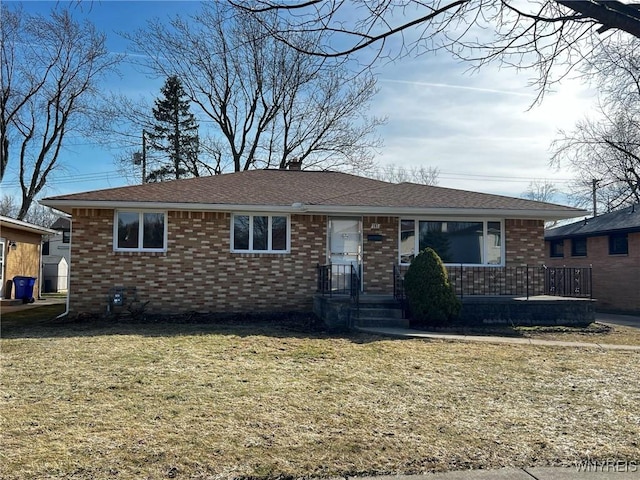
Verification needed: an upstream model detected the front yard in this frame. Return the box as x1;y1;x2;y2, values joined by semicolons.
1;318;639;479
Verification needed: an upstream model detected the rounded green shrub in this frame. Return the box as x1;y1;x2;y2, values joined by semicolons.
404;247;461;326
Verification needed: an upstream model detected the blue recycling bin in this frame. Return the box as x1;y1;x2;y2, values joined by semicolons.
13;276;36;303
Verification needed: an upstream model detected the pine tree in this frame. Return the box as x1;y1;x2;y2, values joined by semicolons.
147;76;200;182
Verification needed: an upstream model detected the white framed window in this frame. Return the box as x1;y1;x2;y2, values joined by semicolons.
231;214;290;253
114;211;167;252
399;219;504;266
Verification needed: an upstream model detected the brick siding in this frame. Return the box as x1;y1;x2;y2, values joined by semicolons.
504;219;546;266
69;209;326;315
546;232;640;313
362;216;397;294
68;210;547;315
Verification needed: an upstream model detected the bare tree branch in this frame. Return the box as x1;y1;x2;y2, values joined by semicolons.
123;2;382;174
236;1;640;98
0;5;120;219
552;69;640;212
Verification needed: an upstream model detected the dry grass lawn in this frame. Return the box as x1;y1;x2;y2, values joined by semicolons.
517;323;640;346
1;319;639;479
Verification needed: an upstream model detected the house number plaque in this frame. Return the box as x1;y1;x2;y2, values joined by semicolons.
370;223;380;230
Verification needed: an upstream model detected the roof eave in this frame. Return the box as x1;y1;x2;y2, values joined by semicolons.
40;199;587;221
545;225;640;239
0;216;57;235
305;205;587;220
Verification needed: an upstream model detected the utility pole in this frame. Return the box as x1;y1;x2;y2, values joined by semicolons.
592;178;600;217
142;130;147;184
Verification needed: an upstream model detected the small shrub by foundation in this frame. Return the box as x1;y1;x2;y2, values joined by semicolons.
404;247;461;326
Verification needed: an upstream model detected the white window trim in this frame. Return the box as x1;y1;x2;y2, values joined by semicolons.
230;213;291;254
113;210;168;253
398;218;505;267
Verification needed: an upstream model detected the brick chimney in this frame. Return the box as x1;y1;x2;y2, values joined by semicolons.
287;158;302;171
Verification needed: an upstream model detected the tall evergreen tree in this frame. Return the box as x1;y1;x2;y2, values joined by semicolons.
148;76;200;182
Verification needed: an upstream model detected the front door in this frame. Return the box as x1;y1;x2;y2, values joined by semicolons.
328;217;362;292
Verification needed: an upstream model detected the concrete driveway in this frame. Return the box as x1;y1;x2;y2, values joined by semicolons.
0;296;66;315
596;312;640;329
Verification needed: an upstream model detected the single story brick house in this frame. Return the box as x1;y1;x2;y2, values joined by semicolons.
42;167;585;316
1;215;57;301
545;204;640;314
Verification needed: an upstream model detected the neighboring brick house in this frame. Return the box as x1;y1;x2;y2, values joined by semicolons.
545;204;640;314
0;215;56;301
42;168;585;316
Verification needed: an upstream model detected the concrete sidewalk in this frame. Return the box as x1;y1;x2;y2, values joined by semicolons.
357;326;640;350
0;296;66;315
359;466;639;479
596;312;640;329
358;313;640;351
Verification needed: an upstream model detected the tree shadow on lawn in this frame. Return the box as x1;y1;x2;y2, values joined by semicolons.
408;319;613;339
0;309;388;344
2;305;610;343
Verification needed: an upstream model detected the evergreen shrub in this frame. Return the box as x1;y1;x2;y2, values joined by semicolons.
404;247;461;326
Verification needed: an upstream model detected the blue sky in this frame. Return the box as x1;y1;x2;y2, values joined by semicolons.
1;1;598;203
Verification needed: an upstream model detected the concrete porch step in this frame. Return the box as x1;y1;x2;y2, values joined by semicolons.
356;306;404;319
351;295;407;328
356;316;410;328
314;293;407;331
357;294;403;308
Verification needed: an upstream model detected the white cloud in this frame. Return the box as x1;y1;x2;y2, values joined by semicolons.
371;54;597;200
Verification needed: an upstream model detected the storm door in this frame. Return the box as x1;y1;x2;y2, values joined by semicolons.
327;217;362;292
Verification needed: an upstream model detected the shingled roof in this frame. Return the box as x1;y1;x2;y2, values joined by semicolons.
545;203;640;239
0;215;57;235
42;169;586;220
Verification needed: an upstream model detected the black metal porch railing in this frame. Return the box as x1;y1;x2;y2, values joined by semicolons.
393;263;405;303
316;263;361;323
542;265;593;298
316;263;361;297
393;263;407;318
350;264;360;320
391;264;592;300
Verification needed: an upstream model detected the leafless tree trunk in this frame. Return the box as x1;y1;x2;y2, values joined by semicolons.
0;5;120;219
0;193;59;227
123;2;382;174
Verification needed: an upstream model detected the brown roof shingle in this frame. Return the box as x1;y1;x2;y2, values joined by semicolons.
42;169;585;218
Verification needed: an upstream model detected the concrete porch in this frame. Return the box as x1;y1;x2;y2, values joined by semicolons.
313;293;596;331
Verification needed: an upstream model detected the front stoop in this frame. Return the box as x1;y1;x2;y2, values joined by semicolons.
313;294;408;330
352;295;408;328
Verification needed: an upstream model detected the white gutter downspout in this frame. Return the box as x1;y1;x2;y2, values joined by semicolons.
56;221;71;319
38;238;43;300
